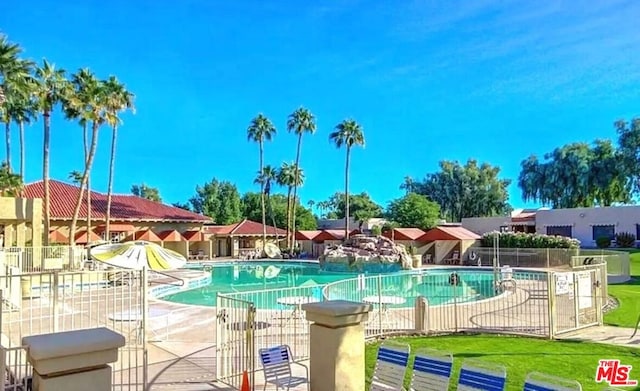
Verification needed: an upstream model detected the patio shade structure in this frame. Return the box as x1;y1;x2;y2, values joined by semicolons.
90;240;187;270
49;230;68;243
75;229;102;244
157;230;185;242
127;229;162;242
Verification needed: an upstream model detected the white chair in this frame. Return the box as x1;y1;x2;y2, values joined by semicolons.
258;345;309;391
370;342;411;391
524;372;582;391
410;348;453;391
456;359;507;391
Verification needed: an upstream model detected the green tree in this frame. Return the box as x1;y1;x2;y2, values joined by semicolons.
0;161;23;196
32;60;70;245
323;192;383;228
247;114;276;250
131;183;162;202
399;176;415;195
189;178;242;224
277;162;296;247
0;35;27;172
386;193;440;230
241;192;317;231
287;107;316;249
518;140;631;208
104;76;134;238
615;118;640;194
329;119;365;239
172;202;191;211
417;159;511;222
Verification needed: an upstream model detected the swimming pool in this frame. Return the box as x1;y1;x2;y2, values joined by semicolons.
162;261;362;306
161;262;523;309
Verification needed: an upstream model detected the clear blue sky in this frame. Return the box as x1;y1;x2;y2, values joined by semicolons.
2;0;640;212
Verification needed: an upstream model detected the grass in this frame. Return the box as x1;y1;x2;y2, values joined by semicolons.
604;249;640;328
365;334;640;391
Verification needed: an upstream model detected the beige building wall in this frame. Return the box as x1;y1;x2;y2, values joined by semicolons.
0;197;43;248
461;216;510;235
535;206;640;247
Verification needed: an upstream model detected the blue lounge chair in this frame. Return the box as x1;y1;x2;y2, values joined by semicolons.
524;371;582;391
456;359;507;391
370;342;411;390
410;348;453;390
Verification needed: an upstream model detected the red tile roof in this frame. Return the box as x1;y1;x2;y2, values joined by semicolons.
205;219;287;236
157;230;185;242
382;228;426;241
24;180;211;223
296;230;322;240
418;226;481;241
512;211;536;222
230;219;287;236
313;229;359;241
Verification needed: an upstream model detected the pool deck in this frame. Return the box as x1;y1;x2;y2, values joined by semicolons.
3;264;637;390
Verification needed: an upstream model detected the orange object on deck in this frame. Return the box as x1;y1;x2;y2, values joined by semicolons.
240;370;250;391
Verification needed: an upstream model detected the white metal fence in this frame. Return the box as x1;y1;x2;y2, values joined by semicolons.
0;246;86;273
215;265;606;379
215;295;256;389
0;268;148;390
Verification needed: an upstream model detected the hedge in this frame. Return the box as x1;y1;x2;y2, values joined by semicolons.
480;231;580;249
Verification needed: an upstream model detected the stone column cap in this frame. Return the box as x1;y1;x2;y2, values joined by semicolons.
22;327;125;362
302;300;372;327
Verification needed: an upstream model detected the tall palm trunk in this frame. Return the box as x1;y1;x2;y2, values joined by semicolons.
69;121;99;246
18;121;24;178
290;134;302;251
105;124;118;239
267;194;278;234
82;123;92;237
344;147;351;241
285;186;292;249
259;141;267;252
5;121;11;172
43;113;51;246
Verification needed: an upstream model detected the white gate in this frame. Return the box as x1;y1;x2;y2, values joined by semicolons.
215;293;256;390
551;268;602;336
0;268;148;390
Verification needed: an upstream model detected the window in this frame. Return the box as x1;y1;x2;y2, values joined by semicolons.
110;232;121;243
592;225;615;241
637;224;640;241
499;225;509;232
547;226;572;237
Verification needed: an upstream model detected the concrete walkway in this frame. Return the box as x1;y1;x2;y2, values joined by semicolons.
556;325;640;348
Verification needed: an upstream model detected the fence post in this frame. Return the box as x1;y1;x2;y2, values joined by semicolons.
376;274;383;334
547;271;555;339
545;248;550;268
142;268;149;390
52;271;59;333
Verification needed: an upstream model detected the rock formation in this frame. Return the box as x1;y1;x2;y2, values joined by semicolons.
319;234;414;272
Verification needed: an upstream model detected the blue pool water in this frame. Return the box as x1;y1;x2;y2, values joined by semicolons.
161;262;533;309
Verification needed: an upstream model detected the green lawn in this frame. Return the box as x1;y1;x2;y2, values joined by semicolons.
604;250;640;328
365;335;640;391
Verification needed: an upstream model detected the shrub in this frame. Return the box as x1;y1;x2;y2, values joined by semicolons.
480;231;580;249
615;232;636;248
595;236;611;249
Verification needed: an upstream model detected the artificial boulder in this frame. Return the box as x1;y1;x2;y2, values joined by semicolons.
319;234;414;273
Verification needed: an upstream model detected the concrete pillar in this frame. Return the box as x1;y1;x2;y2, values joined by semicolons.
302;300;372;391
15;222;26;247
22;327;125;391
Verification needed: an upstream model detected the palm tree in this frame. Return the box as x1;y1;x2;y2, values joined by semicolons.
0;42;31;174
307;199;315;213
329;119;365;240
277;162;295;248
247;114;276;251
103;76;134;239
0;161;23;196
32;60;70;245
289;165;304;249
66;69;94;235
286;107;316;250
10;91;36;180
67;73;106;246
254;165;279;234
